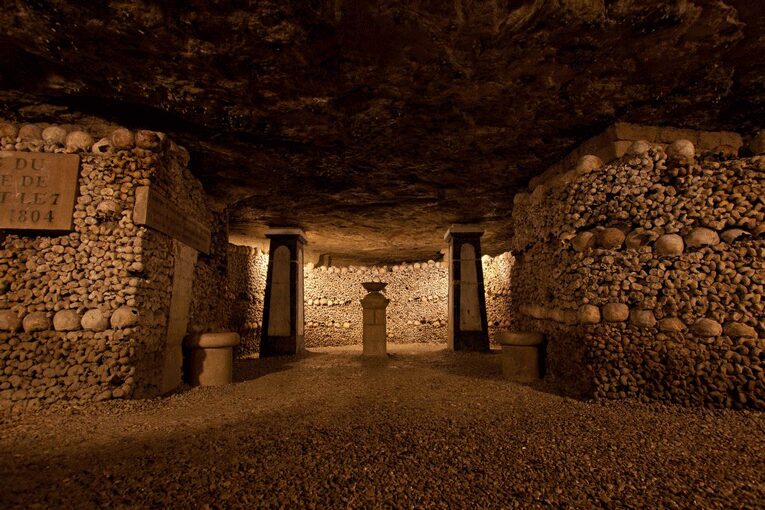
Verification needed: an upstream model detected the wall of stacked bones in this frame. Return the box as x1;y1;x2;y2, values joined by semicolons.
226;247;514;353
3;119;760;413
511;140;764;409
0;121;223;413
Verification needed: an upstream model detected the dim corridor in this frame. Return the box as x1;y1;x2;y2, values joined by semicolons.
0;343;763;509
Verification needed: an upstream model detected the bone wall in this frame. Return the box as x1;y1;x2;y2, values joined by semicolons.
510;142;764;409
226;248;514;353
188;211;231;334
226;245;268;356
0;120;214;413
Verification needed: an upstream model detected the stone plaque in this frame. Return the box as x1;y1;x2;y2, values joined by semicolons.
0;151;80;231
133;186;211;253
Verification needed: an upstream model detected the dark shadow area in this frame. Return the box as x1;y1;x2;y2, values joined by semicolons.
421;349;505;382
233;350;328;383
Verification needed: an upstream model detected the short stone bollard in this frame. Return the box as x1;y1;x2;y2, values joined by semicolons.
184;332;241;386
361;282;389;356
496;330;545;383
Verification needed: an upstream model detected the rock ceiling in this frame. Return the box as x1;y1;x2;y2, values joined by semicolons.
1;1;764;263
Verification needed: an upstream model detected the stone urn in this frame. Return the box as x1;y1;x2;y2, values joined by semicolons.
361;282;389;356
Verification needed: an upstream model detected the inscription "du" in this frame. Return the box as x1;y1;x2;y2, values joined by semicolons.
14;157;45;171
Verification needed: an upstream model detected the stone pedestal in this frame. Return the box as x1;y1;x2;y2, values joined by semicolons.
184;332;240;386
261;228;306;357
496;330;544;383
361;282;389;357
445;225;489;351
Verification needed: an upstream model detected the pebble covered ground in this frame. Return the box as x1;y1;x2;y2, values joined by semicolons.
0;344;763;509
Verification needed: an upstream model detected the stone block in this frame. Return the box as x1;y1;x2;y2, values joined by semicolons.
658;127;698;145
496;330;544;346
698;131;741;152
497;331;544;383
610;140;634;159
185;332;240;386
612;122;659;141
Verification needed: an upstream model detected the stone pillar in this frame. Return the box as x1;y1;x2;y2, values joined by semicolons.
160;240;198;394
260;228;306;357
361;282;389;356
445;225;489;352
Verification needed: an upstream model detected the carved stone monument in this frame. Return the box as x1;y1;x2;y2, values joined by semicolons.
444;224;489;351
361;282;389;357
261;228;306;356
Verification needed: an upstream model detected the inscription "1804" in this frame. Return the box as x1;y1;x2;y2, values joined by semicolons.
0;152;80;232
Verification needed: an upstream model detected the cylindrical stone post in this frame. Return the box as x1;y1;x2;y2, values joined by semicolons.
496;331;545;383
361;282;389;356
184;332;241;386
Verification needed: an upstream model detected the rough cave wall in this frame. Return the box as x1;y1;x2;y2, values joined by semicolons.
227;248;514;353
510;144;764;410
0;120;215;412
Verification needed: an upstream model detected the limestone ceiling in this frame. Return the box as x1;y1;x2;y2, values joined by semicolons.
1;1;764;263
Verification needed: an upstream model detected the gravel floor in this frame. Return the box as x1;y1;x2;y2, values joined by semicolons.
0;343;763;509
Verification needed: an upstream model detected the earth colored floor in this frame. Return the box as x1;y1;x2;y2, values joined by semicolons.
0;343;763;509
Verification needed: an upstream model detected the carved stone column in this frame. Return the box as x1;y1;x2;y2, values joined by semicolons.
260;228;306;357
445;225;489;352
361;282;389;356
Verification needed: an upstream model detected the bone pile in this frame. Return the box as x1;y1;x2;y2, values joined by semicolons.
510;139;764;409
0;121;216;412
225;252;514;350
